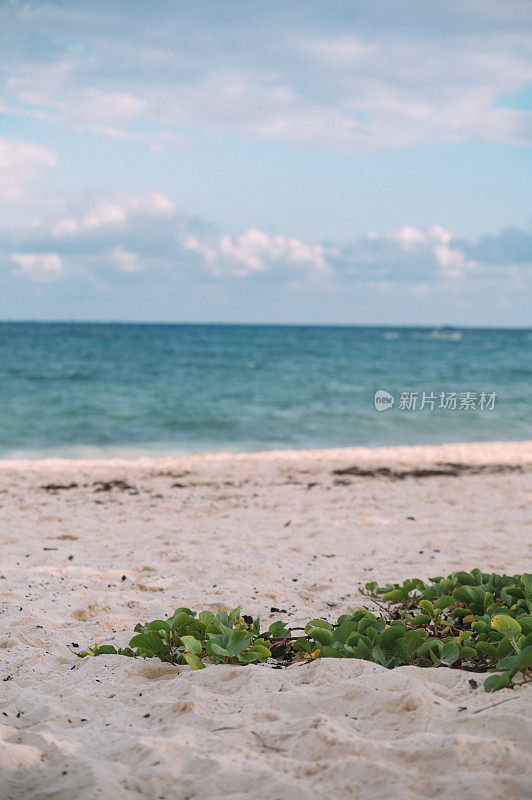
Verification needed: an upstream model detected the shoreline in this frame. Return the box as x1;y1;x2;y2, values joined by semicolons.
1;438;531;470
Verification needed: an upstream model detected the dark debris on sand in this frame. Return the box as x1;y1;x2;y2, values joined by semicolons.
332;463;526;480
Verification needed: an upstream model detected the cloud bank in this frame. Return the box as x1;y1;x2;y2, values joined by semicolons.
1;1;531;150
1;191;529;314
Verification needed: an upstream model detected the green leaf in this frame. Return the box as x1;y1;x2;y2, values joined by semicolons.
517;615;532;635
320;645;344;658
411;613;431;626
378;625;406;650
382;589;407;603
451;571;477;586
453;586;488;614
333;621;357;643
226;630;253;655
248;644;271;658
180;635;202;655
336;614;353;626
364;626;379;642
183;652;205;670
304;619;333;633
207;642;230;658
496;654;520;670
167;611;194;630
450;608;469;619
404;629;427;649
475;641;498;658
237;652;262;663
129;632;166;654
145;620;170;632
440;642;460;665
484;672;512;692
491;614;522;641
497;637;514;657
504;586;525;599
213;619;234;637
215;610;230;627
391;638;412;661
308;627;334;646
471;621;488;634
116;647;136;658
294;637;314;653
268;621;288;636
517;644;532;670
371;646;388;665
416;639;443;658
434;595;455;611
357;613;376;630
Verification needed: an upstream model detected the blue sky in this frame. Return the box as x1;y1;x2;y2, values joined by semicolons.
0;0;531;324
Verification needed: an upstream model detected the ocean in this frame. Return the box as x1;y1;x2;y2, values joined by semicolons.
0;322;530;457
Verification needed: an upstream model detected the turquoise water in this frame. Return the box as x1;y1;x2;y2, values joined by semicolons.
0;323;530;457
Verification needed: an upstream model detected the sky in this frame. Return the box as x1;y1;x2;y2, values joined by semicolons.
0;0;531;325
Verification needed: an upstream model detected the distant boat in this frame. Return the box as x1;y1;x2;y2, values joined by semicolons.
428;327;462;342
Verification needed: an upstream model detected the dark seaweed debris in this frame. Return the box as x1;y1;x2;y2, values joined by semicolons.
41;482;79;492
92;480;137;493
332;463;525;480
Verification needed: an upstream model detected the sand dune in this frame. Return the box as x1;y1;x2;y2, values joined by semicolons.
1;441;531;799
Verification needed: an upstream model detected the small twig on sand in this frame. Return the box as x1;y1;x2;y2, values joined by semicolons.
212;726;241;732
359;591;389;614
251;730;286;752
471;696;521;714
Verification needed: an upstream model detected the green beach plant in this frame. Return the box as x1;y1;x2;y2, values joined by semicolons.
74;570;532;693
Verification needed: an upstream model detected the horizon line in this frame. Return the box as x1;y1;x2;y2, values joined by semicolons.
0;320;531;331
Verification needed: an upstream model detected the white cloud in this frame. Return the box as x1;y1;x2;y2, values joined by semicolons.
387;223;477;278
392;225;427;248
0;136;57;201
428;224;452;244
185;227;331;277
11;252;63;281
52;191;176;235
4;62;147;127
433;242;476;278
111;246;142;273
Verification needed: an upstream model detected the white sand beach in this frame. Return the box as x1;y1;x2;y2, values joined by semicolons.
1;440;531;800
